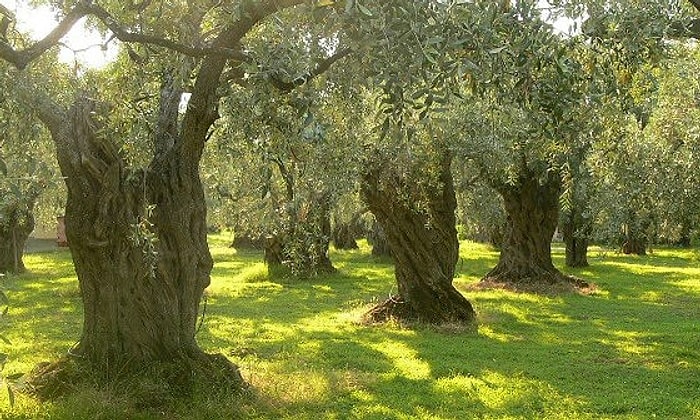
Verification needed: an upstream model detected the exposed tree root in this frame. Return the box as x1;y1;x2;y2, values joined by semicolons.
18;352;246;407
361;295;413;324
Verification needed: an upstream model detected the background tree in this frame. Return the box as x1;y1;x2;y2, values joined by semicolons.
0;59;61;273
449;4;596;289
644;51;700;246
204;50;361;276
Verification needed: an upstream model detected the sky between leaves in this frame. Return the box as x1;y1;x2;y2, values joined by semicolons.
0;0;117;69
0;1;575;71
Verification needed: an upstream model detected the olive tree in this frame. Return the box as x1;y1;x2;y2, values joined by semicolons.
0;0;351;393
0;58;61;273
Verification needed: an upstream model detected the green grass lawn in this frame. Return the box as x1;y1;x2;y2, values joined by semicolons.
0;236;699;419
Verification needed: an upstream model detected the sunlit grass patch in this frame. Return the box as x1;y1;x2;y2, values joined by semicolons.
0;240;698;418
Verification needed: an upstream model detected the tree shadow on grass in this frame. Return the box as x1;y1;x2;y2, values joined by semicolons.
400;275;700;418
6;242;699;418
203;243;700;419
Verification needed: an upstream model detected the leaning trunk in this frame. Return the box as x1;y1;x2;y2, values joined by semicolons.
483;174;582;288
361;151;475;324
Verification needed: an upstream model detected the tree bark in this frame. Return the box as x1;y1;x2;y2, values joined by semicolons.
0;200;35;273
483;173;585;289
361;151;475;325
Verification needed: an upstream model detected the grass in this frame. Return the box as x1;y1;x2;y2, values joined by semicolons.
0;236;698;419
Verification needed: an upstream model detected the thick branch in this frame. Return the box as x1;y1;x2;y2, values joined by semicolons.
270;47;352;92
0;1;91;69
85;3;248;61
177;0;306;164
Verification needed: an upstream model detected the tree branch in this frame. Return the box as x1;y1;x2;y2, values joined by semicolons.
85;3;248;61
177;0;307;163
269;47;352;92
689;0;700;13
0;1;91;69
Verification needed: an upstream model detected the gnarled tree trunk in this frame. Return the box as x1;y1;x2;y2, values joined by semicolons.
361;151;475;325
483;173;584;289
21;58;244;397
43;96;237;385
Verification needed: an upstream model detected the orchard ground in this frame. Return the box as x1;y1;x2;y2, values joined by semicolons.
0;235;698;419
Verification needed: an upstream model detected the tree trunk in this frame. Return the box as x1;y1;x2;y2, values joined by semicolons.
367;220;392;257
265;194;336;276
361;151;475;325
622;236;647;255
483;174;585;289
332;213;361;250
0;202;35;273
620;217;648;255
561;205;591;268
675;221;692;248
19;84;243;398
332;222;359;249
44;98;227;380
